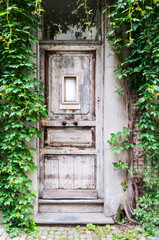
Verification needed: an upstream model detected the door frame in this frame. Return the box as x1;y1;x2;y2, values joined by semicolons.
38;42;104;200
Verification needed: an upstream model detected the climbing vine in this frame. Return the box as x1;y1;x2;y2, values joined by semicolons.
0;0;47;236
0;0;158;237
106;0;159;236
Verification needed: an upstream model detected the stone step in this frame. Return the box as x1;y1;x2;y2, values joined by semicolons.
38;199;104;204
35;213;114;225
38;199;104;213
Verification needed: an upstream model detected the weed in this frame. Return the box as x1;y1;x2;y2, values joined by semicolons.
135;227;143;234
55;226;59;232
86;223;96;231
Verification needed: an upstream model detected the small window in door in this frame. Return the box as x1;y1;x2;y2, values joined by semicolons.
60;75;81;110
62;76;79;104
42;0;101;41
64;77;77;103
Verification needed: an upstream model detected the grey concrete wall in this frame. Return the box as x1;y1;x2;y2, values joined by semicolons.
103;38;128;217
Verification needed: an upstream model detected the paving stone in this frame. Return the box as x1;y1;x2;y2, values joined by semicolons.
0;237;7;240
1;225;148;240
40;226;51;230
9;237;20;240
48;231;55;235
41;231;49;235
37;230;43;235
0;230;5;236
21;234;28;238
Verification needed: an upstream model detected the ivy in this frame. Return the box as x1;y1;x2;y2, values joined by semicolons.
0;0;47;236
0;0;158;237
106;0;159;236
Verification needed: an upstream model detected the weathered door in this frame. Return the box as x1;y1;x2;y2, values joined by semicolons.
39;50;102;200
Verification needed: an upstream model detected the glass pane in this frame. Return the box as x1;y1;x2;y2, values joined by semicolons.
42;0;100;41
64;77;76;102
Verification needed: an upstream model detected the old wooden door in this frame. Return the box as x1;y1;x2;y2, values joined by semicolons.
39;49;102;201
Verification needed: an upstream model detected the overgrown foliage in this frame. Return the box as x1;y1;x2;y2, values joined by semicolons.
0;0;158;237
106;0;159;236
0;0;47;236
43;0;99;40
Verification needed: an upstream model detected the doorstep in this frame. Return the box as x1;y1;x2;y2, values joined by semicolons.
35;213;114;225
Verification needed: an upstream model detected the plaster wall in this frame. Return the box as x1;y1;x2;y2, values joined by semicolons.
103;38;128;217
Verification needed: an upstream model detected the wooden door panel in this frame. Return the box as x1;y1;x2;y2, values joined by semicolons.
44;159;58;189
58;156;74;189
74;156;96;189
47;53;95;120
44;155;96;190
45;127;95;148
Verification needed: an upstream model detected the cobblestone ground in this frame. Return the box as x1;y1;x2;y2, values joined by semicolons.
0;224;148;240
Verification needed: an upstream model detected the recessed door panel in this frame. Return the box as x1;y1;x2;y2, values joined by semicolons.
47;53;95;120
45;127;95;147
44;155;96;188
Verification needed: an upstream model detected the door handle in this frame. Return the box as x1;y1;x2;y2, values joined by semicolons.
62;121;67;126
61;121;78;126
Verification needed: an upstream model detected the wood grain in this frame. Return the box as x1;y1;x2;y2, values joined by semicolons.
45;127;94;147
43;189;98;199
